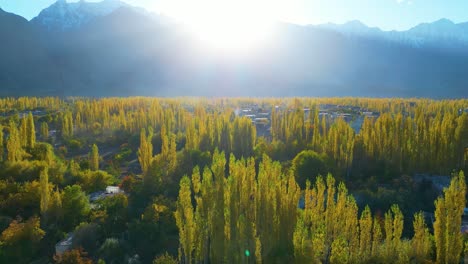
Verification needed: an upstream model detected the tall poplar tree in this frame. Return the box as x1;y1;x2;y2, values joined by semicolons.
40;122;49;139
6;120;22;162
40;167;50;217
137;127;153;175
89;144;99;171
434;171;466;264
412;212;432;262
26;112;36;149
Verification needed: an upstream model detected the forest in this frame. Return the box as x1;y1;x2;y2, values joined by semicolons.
0;97;466;264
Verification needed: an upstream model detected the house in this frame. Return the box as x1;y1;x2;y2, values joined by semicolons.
106;186;122;194
254;118;269;125
55;233;74;255
336;113;352;122
89;186;124;203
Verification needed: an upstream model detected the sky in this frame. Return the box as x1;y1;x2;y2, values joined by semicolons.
0;0;467;30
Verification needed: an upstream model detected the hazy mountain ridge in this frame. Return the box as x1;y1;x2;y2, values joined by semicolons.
318;18;468;50
0;1;467;97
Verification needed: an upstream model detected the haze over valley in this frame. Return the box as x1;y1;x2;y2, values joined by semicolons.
1;0;468;97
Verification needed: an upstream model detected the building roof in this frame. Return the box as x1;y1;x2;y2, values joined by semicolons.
57;233;73;247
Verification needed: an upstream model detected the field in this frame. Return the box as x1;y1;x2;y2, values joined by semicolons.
0;97;466;263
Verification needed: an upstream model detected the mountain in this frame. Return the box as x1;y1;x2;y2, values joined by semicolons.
0;1;467;97
318;20;385;38
30;8;468;97
319;19;468;50
31;0;129;31
0;8;61;95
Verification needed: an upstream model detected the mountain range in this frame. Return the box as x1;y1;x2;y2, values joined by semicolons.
0;0;467;97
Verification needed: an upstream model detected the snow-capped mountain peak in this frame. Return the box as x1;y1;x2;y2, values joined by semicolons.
31;0;128;31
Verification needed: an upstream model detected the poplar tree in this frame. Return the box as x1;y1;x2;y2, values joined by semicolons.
412;212;432;262
6;120;22;162
174;176;195;264
26;112;35;148
89;144;99;171
137;127;153;175
371;216;383;258
20;116;28;147
48;189;63;223
434;171;466;264
40;122;49;139
40;167;50;217
359;206;373;259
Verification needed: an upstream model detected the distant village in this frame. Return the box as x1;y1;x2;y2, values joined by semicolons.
235;103;381;136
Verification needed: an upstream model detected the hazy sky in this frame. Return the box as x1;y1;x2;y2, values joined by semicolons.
0;0;467;30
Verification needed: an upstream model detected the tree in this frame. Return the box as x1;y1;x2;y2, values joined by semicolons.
53;248;92;264
72;223;101;256
41;122;49;139
174;176;195;264
291;150;329;188
60;112;74;138
98;238;125;264
79;170;114;193
20;116;28;147
6;120;22;162
89;144;99;171
434;171;466;264
153;252;178;264
62;185;91;230
40;167;50;217
330;237;350;264
412;212;432;262
359;206;373;259
138;127;153;175
98;194;128;236
26;112;36;149
48;188;63;225
0;216;45;263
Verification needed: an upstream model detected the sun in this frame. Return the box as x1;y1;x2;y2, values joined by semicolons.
158;0;275;53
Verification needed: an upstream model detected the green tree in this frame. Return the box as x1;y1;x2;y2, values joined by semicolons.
292;150;329;188
40;167;50;217
98;238;125;264
41;122;49;139
48;188;63;225
62;185;91;230
72;223;101;256
98;194;128;236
